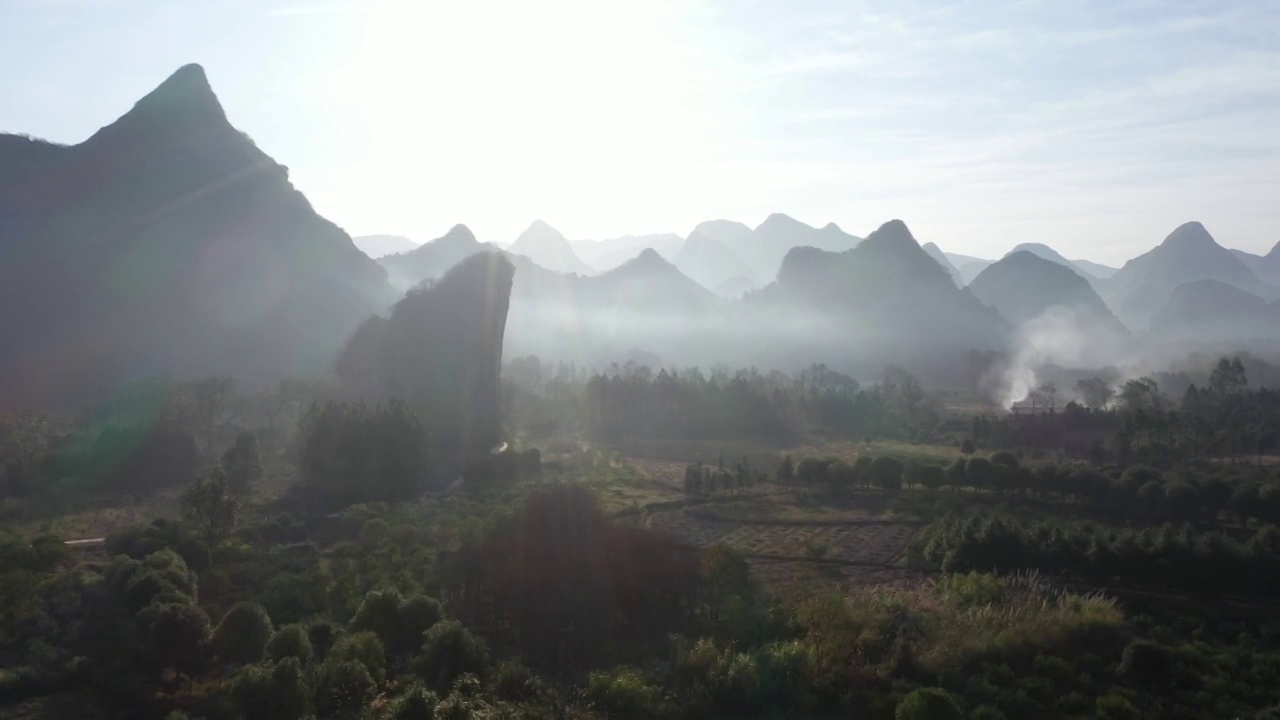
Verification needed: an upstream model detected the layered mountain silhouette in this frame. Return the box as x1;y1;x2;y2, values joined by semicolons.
690;219;753;255
712;276;760;299
1005;243;1101;284
379;224;498;290
579;249;717;314
0;64;394;405
507;220;593;275
1230;243;1280;286
1149;279;1280;344
943;251;993;285
922;242;964;286
1103;222;1279;328
741;213;860;281
969;252;1127;342
1071;258;1118;279
748;220;1008;379
571;233;683;272
672;231;758;294
354;234;418;258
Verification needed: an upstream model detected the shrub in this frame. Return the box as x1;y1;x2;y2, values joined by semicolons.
989;451;1019;469
387;682;439;720
870;456;905;493
1119;640;1173;689
1095;691;1140;720
231;657;310;720
221;431;263;495
398;594;444;652
895;687;964;720
418;620;490;691
492;660;541;701
330;631;386;681
307;619;342;662
586;667;659;719
121;549;197;612
313;659;373;719
960;438;976;455
213;602;273;664
266;623;313;664
137;601;211;675
348;588;402;646
907;464;945;492
299;400;426;509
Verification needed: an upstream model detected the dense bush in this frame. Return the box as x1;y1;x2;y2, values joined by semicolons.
919;515;1280;596
896;687;965;720
213;602;273;664
313;659;374;719
417;620;489;692
330;631;386;682
266;623;313;663
299;400;426;508
221;431;263;494
230;657;310;720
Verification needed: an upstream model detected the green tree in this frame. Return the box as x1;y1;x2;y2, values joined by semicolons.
895;687;964;720
776;454;794;482
299;400;427;508
331;631;387;681
138;601;212;676
213;602;273;664
418;620;491;691
221;431;263;495
1076;377;1115;409
944;458;967;491
231;657;310;720
266;623;313;663
869;456;904;493
181;468;238;550
399;595;444;655
349;588;403;647
1120;640;1173;718
387;683;439;720
314;659;374;719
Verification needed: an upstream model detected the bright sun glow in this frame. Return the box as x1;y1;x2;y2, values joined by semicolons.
329;0;716;243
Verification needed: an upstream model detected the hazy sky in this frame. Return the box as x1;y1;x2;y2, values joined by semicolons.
3;0;1278;264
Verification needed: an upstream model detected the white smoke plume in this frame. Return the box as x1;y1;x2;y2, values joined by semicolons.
990;306;1128;409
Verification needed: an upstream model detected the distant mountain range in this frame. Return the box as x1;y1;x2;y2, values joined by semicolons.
922;242;964;286
379;224;499;290
747;220;1009;379
7;62;1280;400
1149;279;1280;344
1101;222;1279;329
354;234;418;258
571;233;683;272
507;220;594;275
968;252;1128;363
672;230;759;292
1230;245;1280;287
0;64;393;405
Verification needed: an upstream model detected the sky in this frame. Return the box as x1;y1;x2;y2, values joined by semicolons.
2;0;1278;265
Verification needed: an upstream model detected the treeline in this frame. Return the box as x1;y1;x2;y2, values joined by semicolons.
770;446;1280;527
0;376;327;503
578;362;937;441
970;357;1280;466
918;515;1280;598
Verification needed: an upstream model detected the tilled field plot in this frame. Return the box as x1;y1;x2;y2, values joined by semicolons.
648;509;919;566
646;507;926;599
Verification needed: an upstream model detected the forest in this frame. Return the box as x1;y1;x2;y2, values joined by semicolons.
3;354;1280;719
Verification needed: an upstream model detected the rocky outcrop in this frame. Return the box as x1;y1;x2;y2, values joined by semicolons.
0;64;394;406
338;252;515;458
